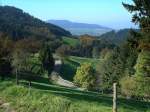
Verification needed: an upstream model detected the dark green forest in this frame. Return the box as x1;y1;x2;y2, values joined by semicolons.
99;29;139;44
0;6;71;40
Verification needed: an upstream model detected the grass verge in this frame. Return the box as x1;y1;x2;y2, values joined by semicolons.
0;80;149;112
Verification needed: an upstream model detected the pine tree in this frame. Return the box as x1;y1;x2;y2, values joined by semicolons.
123;0;150;33
122;0;150;99
134;50;150;98
39;43;54;76
97;47;126;91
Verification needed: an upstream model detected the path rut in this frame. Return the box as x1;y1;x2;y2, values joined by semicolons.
0;98;15;112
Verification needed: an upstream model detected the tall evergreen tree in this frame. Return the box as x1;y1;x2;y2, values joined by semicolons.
121;0;150;99
39;44;54;76
97;47;126;91
123;0;150;33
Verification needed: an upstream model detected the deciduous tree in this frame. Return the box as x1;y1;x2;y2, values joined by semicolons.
74;63;97;90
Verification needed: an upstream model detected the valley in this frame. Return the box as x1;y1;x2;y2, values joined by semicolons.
0;1;150;111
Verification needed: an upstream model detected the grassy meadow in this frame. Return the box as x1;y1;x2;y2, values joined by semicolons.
0;80;150;112
62;37;80;47
0;54;149;112
60;56;100;81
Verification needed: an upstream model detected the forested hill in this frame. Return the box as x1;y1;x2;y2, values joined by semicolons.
99;29;139;44
0;6;71;40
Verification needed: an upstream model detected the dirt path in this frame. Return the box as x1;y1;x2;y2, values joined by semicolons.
0;98;15;112
50;59;76;88
54;59;62;72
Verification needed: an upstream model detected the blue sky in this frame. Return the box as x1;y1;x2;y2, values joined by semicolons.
2;0;136;29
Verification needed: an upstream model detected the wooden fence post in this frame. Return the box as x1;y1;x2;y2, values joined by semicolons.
113;83;117;112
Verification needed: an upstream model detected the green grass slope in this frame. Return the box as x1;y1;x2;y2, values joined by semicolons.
69;56;100;67
60;56;102;81
0;80;149;112
62;37;80;47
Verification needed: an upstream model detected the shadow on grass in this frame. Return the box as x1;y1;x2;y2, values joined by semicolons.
20;81;150;112
19;72;50;85
60;59;80;81
21;81;112;106
118;98;150;111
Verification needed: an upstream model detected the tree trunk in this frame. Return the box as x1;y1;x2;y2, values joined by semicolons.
113;83;117;112
16;69;19;85
1;74;4;81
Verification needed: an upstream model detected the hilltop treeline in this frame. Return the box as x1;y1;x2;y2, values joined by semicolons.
0;6;71;40
99;29;135;44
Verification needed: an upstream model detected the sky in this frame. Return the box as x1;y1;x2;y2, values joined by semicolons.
2;0;137;29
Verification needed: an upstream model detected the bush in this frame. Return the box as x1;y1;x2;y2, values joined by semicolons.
120;76;137;98
73;63;97;90
120;76;150;100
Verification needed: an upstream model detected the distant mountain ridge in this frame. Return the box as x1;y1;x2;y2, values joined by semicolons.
47;20;112;36
47;20;110;29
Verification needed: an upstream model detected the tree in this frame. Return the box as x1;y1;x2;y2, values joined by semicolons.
14;38;42;55
97;48;125;91
79;35;96;58
12;39;43;86
11;48;30;84
134;50;150;98
80;34;95;46
55;45;71;58
120;38;139;76
120;76;137;98
39;44;54;76
73;63;97;90
135;50;150;77
0;36;13;80
121;0;150;100
123;0;150;33
121;75;150;100
0;59;12;80
92;47;99;58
